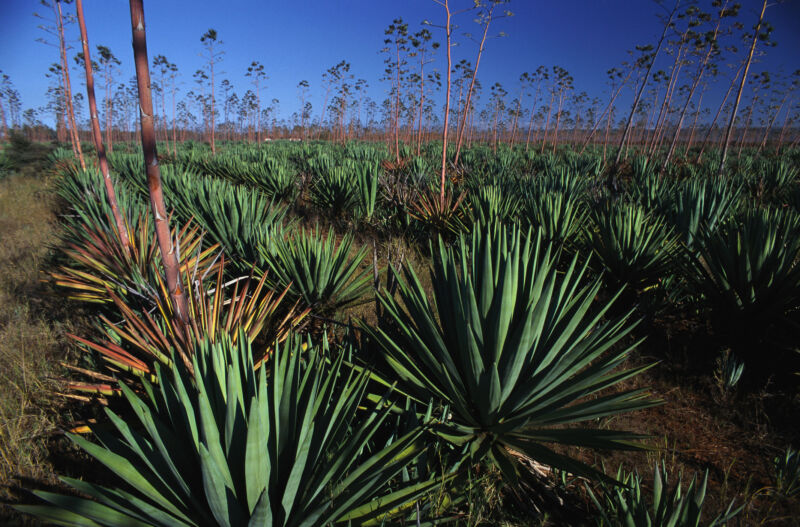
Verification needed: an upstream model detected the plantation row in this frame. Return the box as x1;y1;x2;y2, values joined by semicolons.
21;140;800;525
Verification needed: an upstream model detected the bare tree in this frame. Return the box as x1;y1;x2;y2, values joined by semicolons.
409;28;439;155
453;0;511;166
297;79;310;138
36;0;86;168
718;0;770;175
246;61;267;142
95;45;121;152
200;29;223;154
614;0;680;165
382;18;409;163
524;66;547;151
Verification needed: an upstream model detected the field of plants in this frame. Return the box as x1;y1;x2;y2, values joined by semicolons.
1;135;798;525
1;0;800;523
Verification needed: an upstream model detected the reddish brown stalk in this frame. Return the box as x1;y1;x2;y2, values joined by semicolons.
415;48;427;156
105;63;113;152
128;0;190;326
393;35;402;163
171;72;177;156
75;0;130;254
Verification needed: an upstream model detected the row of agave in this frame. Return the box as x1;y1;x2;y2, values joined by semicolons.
111;145;800;369
32;142;800;525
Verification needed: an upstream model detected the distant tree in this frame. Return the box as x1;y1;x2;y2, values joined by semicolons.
508;72;529;144
524;65;547;150
297;79;310;137
153;55;176;150
94;46;121;151
569;91;588;144
192;69;209;140
540;68;556;154
35;0;85;168
246;60;267;142
382;18;409;163
550;65;573;152
353;78;368;138
0;71;21;139
453;0;511;166
775;70;800;151
736;72;769;155
409;28;439;155
45;63;68;142
200;29;223;154
489;81;507;151
614;0;680;165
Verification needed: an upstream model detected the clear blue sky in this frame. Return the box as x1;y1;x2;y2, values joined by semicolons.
1;0;799;126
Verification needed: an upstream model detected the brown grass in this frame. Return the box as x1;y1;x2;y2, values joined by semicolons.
0;174;78;524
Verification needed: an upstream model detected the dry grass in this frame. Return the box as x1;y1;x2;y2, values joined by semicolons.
0;174;76;524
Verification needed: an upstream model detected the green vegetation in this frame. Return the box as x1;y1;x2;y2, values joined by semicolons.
2;140;800;525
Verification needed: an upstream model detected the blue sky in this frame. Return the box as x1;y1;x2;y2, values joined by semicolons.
2;0;799;126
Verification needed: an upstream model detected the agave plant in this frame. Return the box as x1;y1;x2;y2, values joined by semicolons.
468;184;520;226
742;158;799;203
52;210;218;307
588;200;682;292
692;207;800;337
774;447;800;498
714;350;745;392
587;463;741;527
67;261;309;396
18;334;442;526
260;226;373;316
363;223;658;481
160;169;288;267
408;186;469;237
522;187;587;248
661;177;741;250
310;165;361;217
241;158;298;202
353;161;381;221
627;170;675;211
